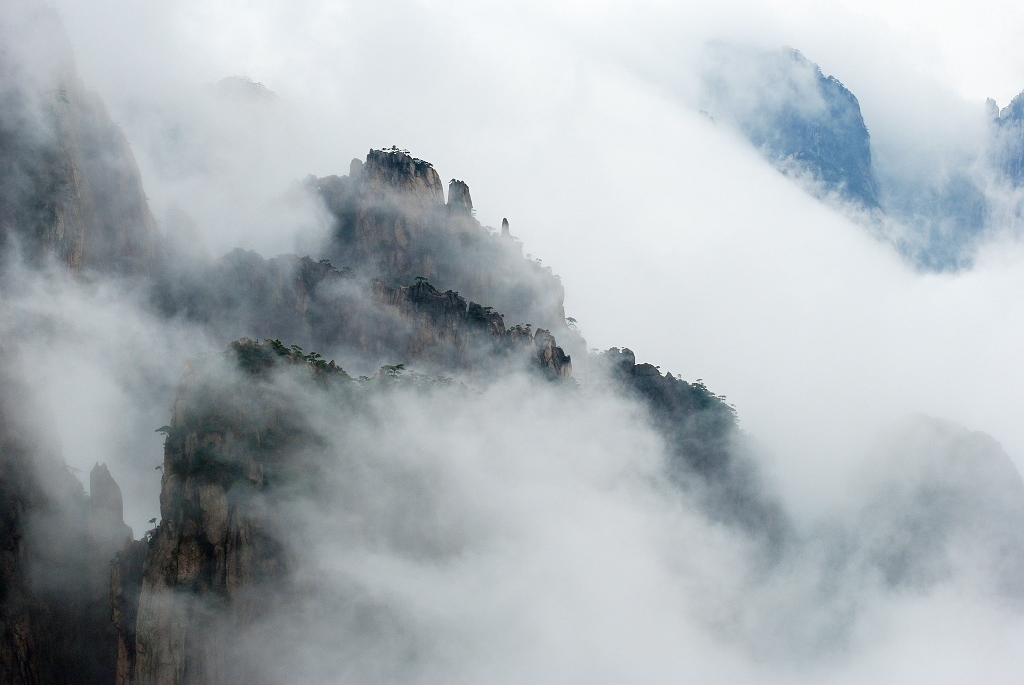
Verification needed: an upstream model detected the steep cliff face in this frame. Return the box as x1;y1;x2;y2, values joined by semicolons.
599;348;788;544
155;248;572;379
0;1;161;273
0;378;135;685
703;46;878;209
110;540;147;685
991;90;1024;187
131;347;299;685
309;148;576;352
129;339;510;684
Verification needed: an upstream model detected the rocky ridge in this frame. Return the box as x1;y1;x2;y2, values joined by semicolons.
5;5;1023;683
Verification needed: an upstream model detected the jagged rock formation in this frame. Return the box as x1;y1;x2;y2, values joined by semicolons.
599;348;788;544
991;91;1024;186
127;339;504;684
308;148;578;354
0;1;161;273
155;248;572;378
0;373;135;685
703;46;878;209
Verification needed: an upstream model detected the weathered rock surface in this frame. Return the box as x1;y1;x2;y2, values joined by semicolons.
0;2;161;273
308;148;579;355
599;347;788;543
703;46;878;209
131;351;293;684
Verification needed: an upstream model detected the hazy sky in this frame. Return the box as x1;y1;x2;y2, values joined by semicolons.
41;0;1024;520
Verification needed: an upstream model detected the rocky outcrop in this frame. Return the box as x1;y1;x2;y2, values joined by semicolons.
363;147;445;208
308;149;577;354
375;278;572;378
532;327;572;379
0;381;136;685
599;348;787;544
703;46;878;209
447;179;473;216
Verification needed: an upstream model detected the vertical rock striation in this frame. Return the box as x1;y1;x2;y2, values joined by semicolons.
0;382;135;684
0;0;161;273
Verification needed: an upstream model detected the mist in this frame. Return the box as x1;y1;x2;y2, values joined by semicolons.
4;0;1024;681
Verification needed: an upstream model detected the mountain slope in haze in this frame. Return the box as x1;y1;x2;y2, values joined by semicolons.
0;369;135;684
153;147;582;376
702;46;879;210
0;2;161;273
3;4;1024;683
0;8;747;681
308;147;580;357
702;45;996;271
991;90;1024;188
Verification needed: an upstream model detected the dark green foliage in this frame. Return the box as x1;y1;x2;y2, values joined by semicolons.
601;348;788;545
229;338;351;379
308;148;574;345
161;339;457;493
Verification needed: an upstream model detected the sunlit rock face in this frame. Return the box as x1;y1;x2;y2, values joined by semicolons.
0;1;161;273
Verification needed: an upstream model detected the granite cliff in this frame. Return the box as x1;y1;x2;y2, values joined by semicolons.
0;2;160;273
308;148;576;353
0;367;135;684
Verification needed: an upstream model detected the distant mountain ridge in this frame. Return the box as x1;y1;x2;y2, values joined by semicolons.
702;47;878;210
702;45;1024;271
